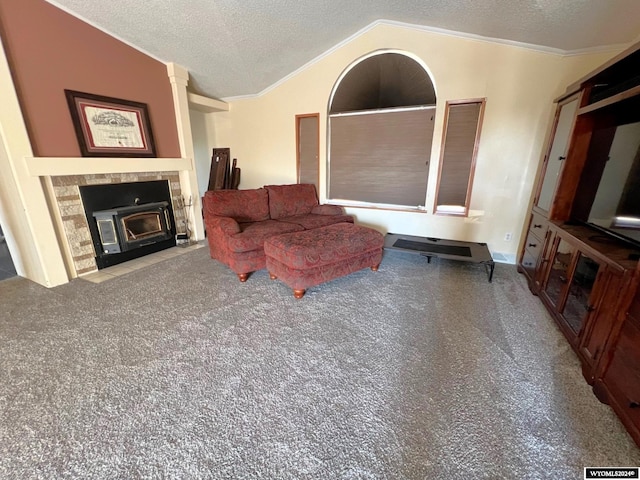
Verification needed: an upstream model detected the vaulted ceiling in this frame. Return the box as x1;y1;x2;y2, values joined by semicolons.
46;0;640;100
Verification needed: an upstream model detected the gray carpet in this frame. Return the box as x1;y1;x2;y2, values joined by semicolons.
1;246;639;479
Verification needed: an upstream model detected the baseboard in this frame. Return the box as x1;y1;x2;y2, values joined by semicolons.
491;252;516;264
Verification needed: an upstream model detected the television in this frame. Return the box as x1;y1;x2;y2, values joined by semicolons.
572;119;640;249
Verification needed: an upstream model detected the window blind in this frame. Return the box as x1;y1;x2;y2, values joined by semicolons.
435;101;484;214
329;107;434;206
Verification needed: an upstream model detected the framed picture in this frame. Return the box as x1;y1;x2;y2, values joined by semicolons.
65;90;156;157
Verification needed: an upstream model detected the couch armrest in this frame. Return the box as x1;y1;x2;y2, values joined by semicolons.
205;216;241;236
311;204;345;215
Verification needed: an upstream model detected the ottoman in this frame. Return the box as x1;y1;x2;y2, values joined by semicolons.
264;222;384;298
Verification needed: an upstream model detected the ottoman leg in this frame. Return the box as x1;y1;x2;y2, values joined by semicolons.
371;264;380;271
237;273;249;282
269;272;277;280
293;289;306;299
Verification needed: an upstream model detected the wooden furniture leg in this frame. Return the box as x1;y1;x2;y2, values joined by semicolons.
269;272;277;280
371;264;379;271
293;289;306;299
237;273;248;282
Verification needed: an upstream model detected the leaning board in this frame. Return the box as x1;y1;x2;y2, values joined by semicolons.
384;233;495;282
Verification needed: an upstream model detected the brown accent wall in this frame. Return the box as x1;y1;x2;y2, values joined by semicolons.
0;0;180;157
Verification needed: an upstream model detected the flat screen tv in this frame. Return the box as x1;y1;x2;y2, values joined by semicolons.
572;119;640;249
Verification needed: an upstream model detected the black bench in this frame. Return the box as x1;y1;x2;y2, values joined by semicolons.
383;233;495;282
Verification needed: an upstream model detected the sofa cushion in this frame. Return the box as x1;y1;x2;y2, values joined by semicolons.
264;222;384;270
276;213;354;230
265;184;319;220
203;188;270;223
227;220;304;253
310;204;345;216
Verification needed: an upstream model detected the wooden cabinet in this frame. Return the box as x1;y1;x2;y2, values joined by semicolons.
520;39;640;447
595;292;640;444
518;212;549;291
536;227;621;355
518;39;640;445
540;234;576;311
534;95;580;214
560;251;601;337
580;269;624;377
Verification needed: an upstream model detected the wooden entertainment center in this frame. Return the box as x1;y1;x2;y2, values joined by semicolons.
519;40;640;447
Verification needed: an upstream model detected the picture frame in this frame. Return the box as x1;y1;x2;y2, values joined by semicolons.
64;90;157;157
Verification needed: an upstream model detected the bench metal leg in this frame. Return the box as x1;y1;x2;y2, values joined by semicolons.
420;254;433;263
483;261;495;283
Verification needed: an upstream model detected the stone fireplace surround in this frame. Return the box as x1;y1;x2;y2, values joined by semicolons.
51;171;186;276
0;61;211;287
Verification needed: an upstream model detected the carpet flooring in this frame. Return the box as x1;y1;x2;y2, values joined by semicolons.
0;246;639;479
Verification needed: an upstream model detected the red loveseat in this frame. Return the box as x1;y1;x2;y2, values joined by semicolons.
203;184;353;281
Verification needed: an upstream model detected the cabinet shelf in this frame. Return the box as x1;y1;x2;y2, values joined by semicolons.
577;84;640;116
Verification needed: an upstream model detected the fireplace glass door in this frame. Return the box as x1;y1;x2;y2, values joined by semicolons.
121;211;166;242
93;201;172;255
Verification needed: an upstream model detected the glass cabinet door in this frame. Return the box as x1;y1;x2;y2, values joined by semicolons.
536;97;579;212
543;238;575;309
562;253;600;334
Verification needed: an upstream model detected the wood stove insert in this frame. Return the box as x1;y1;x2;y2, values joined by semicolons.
93;201;173;254
80;181;177;269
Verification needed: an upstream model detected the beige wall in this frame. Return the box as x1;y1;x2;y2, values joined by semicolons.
190;109;215;197
203;24;620;262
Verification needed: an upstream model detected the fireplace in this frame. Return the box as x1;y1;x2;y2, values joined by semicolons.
80;180;177;269
93;201;173;254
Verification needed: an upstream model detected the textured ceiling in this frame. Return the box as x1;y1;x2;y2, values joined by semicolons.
47;0;640;100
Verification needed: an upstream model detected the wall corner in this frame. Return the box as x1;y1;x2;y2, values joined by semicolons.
166;62;205;241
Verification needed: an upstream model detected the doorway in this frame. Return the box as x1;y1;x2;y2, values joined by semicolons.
0;222;17;281
296;113;319;192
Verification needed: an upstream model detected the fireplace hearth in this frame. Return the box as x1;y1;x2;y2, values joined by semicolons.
80;181;177;269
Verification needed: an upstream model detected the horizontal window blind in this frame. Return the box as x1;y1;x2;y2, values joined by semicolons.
435;100;484;215
329;108;434;206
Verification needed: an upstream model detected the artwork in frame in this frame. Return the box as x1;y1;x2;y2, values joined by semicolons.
64;90;157;157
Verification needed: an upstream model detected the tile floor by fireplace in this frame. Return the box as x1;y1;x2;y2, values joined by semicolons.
81;242;204;283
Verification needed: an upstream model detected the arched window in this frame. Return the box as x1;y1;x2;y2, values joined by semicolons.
328;51;436;208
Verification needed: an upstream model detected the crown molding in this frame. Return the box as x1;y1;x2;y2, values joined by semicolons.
220;93;260;102
381;20;567;55
561;43;630;57
224;19;629;102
